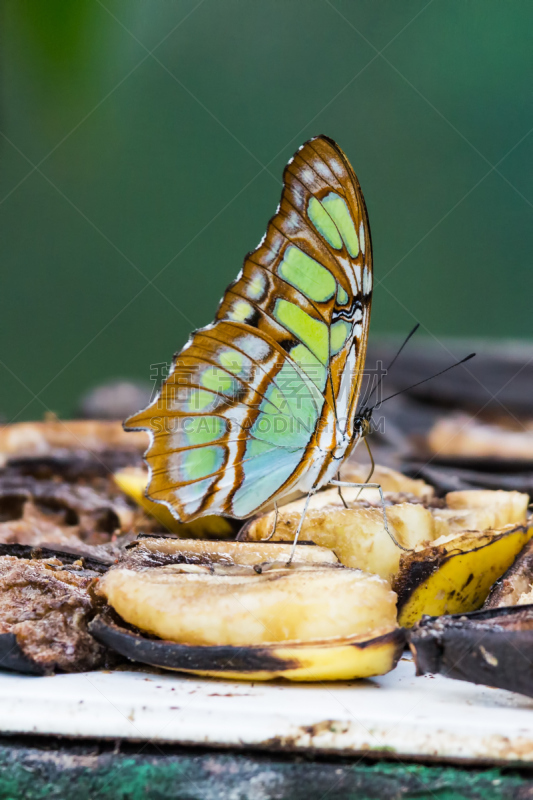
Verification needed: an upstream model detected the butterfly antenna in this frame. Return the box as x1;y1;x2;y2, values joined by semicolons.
369;353;476;410
362;323;420;408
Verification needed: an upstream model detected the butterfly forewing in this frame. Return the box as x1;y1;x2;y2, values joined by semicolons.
126;135;373;520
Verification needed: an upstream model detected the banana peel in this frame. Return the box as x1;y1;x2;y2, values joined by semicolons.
395;522;533;627
90;612;405;682
243;488;532;626
113;467;236;538
483;538;533;609
408;605;533;698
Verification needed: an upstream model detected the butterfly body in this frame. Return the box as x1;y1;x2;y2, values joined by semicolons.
126;135;373;521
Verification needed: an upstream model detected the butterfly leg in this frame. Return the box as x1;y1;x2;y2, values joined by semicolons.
355;437;376;500
336;471;349;509
260;501;278;542
287;489;318;565
329;479;412;552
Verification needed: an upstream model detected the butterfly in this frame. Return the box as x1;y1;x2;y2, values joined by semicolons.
126;135;373;524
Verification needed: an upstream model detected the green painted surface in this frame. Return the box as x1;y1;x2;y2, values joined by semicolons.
0;737;532;799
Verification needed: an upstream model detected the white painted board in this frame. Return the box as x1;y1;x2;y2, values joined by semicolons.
1;656;532;764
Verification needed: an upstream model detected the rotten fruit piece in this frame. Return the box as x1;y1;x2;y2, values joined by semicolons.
0;553;112;674
394;522;532;627
428;414;533;461
395;491;531;626
114;467;237;538
5;449;144;484
0;542;114;573
484;539;533;608
243;488;531;626
0;474;135;548
0;419;148;466
96;539;404;681
409;605;533;698
0;474;134;532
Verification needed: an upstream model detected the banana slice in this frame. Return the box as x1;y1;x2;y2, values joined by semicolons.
95;539;404;681
428;414;533;461
434;490;529;533
131;536;340;566
242;501;444;581
99;561;397;646
243;489;532;625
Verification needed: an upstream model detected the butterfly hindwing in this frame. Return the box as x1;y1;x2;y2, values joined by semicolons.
126;135;373;520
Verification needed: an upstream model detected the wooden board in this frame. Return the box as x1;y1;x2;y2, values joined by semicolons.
1;656;533;764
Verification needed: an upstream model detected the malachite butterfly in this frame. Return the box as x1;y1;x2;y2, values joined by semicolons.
126;135;373;521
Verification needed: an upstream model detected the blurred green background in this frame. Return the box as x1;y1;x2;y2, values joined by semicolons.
1;0;532;421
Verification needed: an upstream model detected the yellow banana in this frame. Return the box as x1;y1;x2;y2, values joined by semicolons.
396;522;533;626
113;467;235;538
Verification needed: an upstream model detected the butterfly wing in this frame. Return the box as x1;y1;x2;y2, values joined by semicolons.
126;135;372;520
